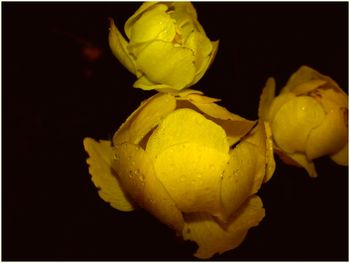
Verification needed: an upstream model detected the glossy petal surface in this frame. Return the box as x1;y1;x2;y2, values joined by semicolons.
83;138;135;211
113;142;184;232
183;196;265;259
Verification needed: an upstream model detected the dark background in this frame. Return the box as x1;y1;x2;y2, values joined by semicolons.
2;1;348;260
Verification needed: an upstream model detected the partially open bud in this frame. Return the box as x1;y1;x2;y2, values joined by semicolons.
259;66;348;177
84;89;275;258
109;2;219;92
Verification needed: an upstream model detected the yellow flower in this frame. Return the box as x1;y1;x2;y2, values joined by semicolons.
109;2;219;92
84;90;275;259
259;65;348;177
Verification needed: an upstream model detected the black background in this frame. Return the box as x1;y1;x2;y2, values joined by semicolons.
3;2;348;261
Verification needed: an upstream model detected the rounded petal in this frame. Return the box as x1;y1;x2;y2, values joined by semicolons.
244;121;276;183
281;151;318;177
133;75;171;91
146;108;229;159
258;77;276;121
264;122;276;182
113;142;184;232
153;143;229;214
184;30;212;69
136;40;196;91
113;93;176;145
306;108;348;160
128;4;176;47
221;141;265;220
330;143;348;166
124;2;159;39
109;19;136;75
280;65;327;94
267;92;296;121
83;138;135;212
182;196;265;259
184;96;256;146
272;96;325;153
191;40;219;86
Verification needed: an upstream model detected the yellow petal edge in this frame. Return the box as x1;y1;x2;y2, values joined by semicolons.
83;137;135;211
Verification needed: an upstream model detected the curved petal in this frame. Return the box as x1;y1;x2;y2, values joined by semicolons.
281;151;318;177
113;93;176;145
113;142;184;232
191;40;219;86
280;65;326;94
153;143;229;215
330;143;348;166
272;96;325;153
289;79;327;96
280;65;343;96
128;4;176;47
221;141;265;220
133;75;171;91
183;195;265;259
146;108;229;159
124;2;159;39
184;30;212;69
183;95;256;146
83;138;135;211
258;77;276;121
306;108;348;160
264;122;276;182
108;19;136;75
267;92;296;121
136;40;196;91
244;121;275;183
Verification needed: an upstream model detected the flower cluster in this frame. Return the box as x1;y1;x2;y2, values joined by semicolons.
83;1;347;259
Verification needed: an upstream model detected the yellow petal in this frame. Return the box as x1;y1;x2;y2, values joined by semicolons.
146;108;229;159
267;92;296;121
280;65;343;96
133;75;171;91
191;40;219;85
170;2;198;25
124;2;158;39
113;142;184;232
176;88;203;98
306;108;348;160
316;88;348;112
183;195;265;259
184;30;212;70
244;121;275;183
128;4;176;47
113;93;176;145
285;152;318;177
280;65;326;94
108;19;136;75
185;93;221;103
264;122;276;182
272;96;325;153
136;40;196;91
153;143;228;215
83;138;135;211
221;141;265;220
330;143;348;166
184;98;256;146
289;79;327;96
258;77;276;121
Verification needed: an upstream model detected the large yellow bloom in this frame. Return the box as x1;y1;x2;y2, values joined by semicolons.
84;90;275;259
259;66;348;177
109;2;218;92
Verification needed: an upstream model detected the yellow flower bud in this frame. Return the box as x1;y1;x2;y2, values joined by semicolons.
83;90;275;259
109;2;219;92
259;66;348;177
